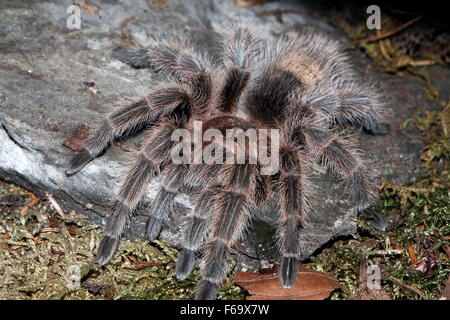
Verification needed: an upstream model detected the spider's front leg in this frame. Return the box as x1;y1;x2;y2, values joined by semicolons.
275;144;311;288
175;187;218;280
144;164;192;241
97;117;187;265
195;163;263;300
65;87;190;176
66;37;212;176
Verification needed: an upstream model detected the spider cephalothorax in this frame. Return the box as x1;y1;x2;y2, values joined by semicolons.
66;23;388;300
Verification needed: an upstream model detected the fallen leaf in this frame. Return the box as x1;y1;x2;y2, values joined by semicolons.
235;265;340;300
63;124;90;152
407;245;417;264
82;279;112;299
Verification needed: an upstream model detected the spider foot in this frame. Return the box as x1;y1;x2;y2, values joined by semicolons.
280;257;299;289
175;249;196;280
65;150;93;176
363;122;390;135
112;47;153;69
195;280;219;300
97;235;120;266
146;216;162;240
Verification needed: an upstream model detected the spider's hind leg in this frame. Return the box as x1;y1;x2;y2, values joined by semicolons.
275;145;310;288
195;163;262;300
318;136;377;211
333;83;389;135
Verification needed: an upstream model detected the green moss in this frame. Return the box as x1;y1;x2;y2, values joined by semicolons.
307;103;450;300
0;187;244;300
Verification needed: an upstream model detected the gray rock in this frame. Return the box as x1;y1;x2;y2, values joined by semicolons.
0;0;432;268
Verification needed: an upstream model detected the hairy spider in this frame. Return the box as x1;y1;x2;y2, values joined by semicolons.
65;23;388;300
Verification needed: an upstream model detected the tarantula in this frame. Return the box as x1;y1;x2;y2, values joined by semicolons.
65;23;388;300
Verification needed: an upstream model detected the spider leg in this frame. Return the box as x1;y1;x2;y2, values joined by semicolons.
195;163;259;300
318;135;376;211
97;153;159;265
145;164;190;240
97;117;187;265
146;187;177;240
310;82;389;135
176;188;217;280
334;83;389;135
275;144;310;288
97;41;213;263
216;25;259;113
114;39;212;92
176;160;269;281
65;87;191;176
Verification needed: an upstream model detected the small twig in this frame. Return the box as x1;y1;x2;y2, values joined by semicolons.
81;0;96;18
409;60;436;67
367;249;403;257
20;194;41;216
383;275;427;299
45;192;69;220
354;15;424;44
123;261;164;270
382;182;433;193
40;227;60;234
45;193;86;220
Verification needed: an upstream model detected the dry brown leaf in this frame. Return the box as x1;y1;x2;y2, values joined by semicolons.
63;124;90;151
407;245;417;264
235;265;340;300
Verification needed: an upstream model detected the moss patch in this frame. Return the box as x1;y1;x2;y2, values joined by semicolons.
0;183;244;300
308;102;450;300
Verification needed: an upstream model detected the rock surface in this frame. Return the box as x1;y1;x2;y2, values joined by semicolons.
1;0;446;267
